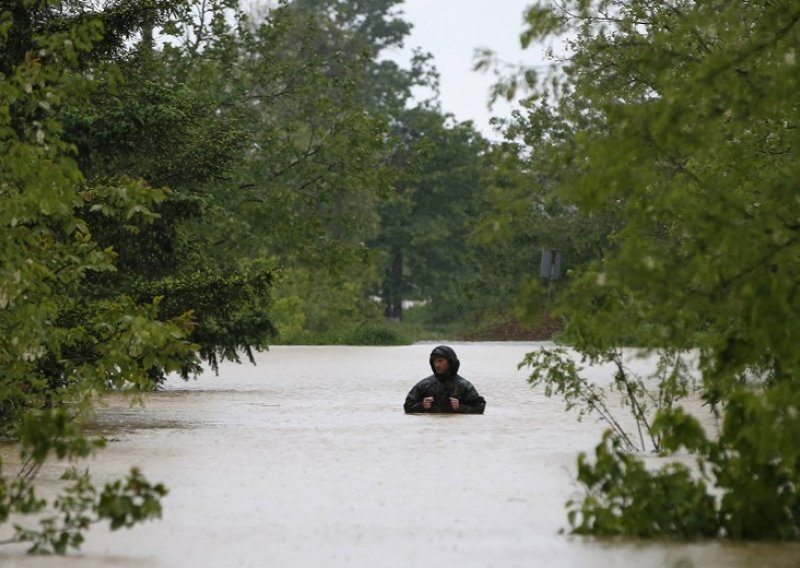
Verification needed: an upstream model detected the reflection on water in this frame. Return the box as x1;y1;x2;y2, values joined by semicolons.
1;343;799;567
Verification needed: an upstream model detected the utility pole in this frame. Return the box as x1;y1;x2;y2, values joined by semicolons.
540;248;562;322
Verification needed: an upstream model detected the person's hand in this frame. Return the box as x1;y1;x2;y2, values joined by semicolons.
422;396;434;410
449;397;460;411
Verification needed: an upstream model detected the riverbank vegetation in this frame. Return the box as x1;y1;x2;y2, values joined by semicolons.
2;0;797;553
508;0;800;540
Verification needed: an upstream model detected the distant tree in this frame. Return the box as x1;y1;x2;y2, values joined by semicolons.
472;100;621;331
371;108;489;322
199;0;444;340
208;0;403;341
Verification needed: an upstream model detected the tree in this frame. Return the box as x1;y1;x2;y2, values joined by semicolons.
198;0;445;341
513;0;800;538
0;0;196;552
61;0;401;352
210;0;402;341
371;108;489;323
471;100;621;334
60;0;278;375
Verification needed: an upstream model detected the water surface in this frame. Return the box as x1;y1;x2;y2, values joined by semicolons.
1;343;798;567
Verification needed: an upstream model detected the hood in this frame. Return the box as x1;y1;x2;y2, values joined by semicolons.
429;345;460;378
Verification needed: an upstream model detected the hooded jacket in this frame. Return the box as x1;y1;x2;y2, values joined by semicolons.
403;345;486;414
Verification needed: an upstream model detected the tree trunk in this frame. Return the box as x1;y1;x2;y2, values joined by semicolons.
384;248;404;320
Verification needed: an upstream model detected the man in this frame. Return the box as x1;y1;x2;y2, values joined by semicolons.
403;345;486;414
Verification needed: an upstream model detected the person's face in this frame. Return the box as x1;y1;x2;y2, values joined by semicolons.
432;357;449;374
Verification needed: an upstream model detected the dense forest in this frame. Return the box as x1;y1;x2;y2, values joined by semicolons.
1;0;799;552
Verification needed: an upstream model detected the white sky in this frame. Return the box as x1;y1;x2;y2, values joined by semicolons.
387;0;550;140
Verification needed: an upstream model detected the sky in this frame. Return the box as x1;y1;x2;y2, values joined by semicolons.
386;0;551;140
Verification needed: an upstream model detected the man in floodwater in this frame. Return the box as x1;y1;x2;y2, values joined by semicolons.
404;345;486;414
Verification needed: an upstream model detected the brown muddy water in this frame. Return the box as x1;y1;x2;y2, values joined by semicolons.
1;342;799;567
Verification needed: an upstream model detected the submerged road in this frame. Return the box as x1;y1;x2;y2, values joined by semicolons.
2;343;799;567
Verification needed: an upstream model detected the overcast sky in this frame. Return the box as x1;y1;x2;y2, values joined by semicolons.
386;0;549;140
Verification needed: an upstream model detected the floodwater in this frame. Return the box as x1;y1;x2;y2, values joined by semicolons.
2;342;799;567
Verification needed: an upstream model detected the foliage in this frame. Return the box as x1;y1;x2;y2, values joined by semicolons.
254;2;497;330
283;0;427;112
268;263;392;345
470;91;621;333
512;0;800;539
3;464;168;554
567;431;718;538
58;1;279;380
0;0;449;553
177;0;411;339
208;5;393;265
0;0;197;552
338;321;409;345
570;383;800;539
522;347;695;452
371;108;490;322
519;0;800;375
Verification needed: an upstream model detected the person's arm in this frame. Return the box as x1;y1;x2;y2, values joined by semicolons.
456;383;486;414
404;382;427;413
